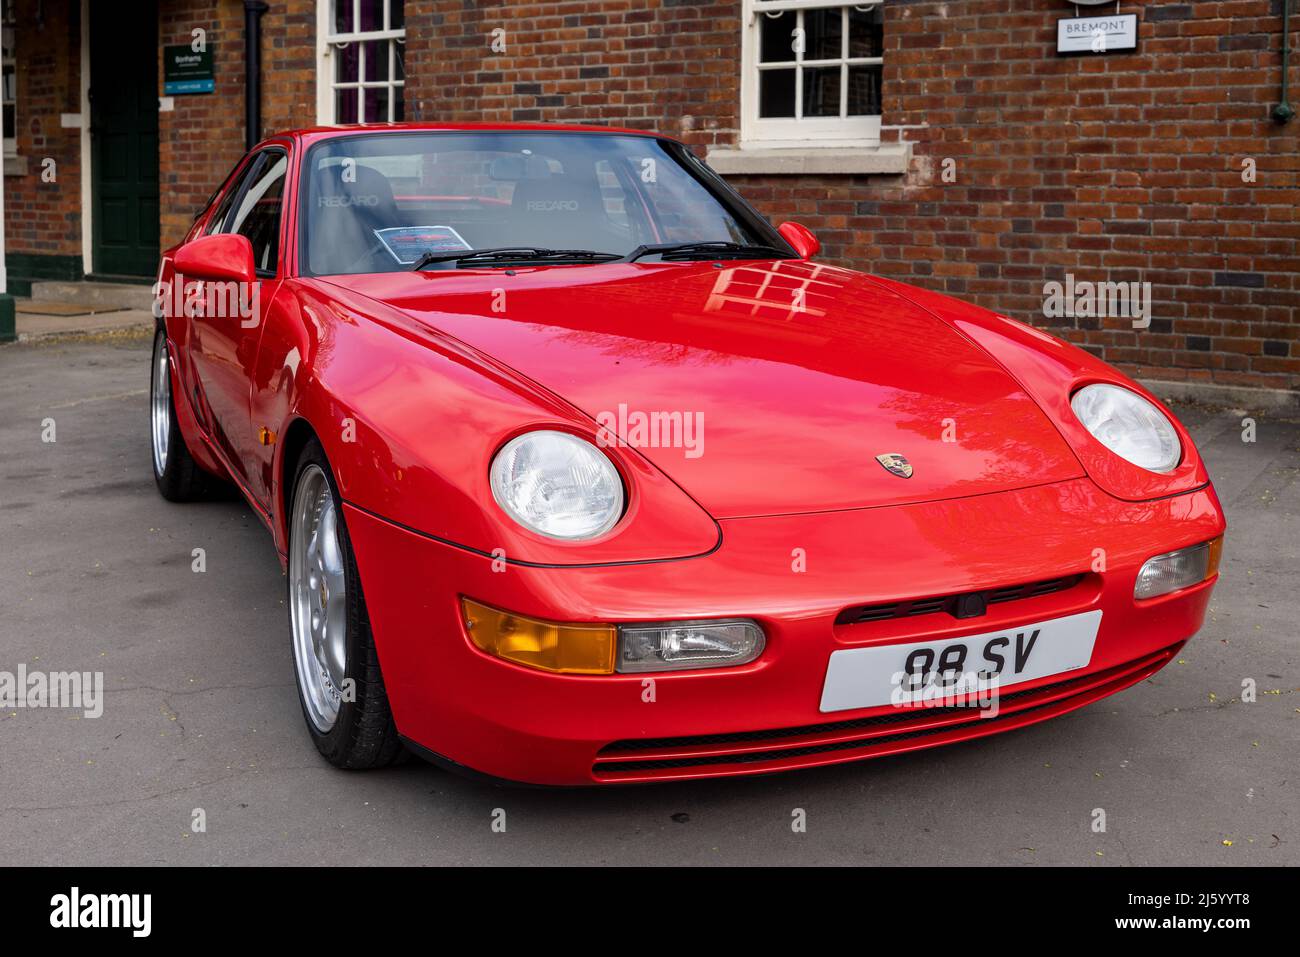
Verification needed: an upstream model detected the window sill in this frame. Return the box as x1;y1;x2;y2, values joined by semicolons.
705;143;910;176
2;152;26;176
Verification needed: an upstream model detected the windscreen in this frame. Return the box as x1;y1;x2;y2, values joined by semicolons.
300;131;782;275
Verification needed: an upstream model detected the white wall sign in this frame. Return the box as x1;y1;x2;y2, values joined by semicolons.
1057;14;1138;54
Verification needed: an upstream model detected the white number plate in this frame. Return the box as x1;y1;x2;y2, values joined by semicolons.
819;610;1102;713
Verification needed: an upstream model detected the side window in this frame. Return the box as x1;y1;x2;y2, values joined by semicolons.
204;158;254;235
226;153;287;276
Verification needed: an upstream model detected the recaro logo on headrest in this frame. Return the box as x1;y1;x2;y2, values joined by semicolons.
526;199;579;212
318;194;379;207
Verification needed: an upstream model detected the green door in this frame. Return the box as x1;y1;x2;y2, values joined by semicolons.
90;0;160;277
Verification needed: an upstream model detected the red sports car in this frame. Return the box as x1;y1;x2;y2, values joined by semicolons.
149;123;1225;785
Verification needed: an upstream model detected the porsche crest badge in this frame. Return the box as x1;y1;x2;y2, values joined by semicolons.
875;453;913;479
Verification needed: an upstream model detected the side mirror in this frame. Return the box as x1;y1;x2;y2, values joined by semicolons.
778;222;820;261
174;233;257;286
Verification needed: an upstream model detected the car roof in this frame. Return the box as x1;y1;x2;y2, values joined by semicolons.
264;122;680;149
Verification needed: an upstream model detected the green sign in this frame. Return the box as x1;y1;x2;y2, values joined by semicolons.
163;45;213;95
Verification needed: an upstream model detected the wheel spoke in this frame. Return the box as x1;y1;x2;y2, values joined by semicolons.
321;555;346;608
319;507;344;573
325;613;347;682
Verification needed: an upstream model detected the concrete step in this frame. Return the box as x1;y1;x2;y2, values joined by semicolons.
30;280;155;311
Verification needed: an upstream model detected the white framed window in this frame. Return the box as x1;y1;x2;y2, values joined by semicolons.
740;0;884;149
2;0;17;156
316;0;406;124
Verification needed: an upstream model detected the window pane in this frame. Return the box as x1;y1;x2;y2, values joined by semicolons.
847;64;882;115
205;158;255;234
801;66;841;118
335;41;359;83
389;0;404;30
335;87;358;124
334;0;353;33
805;7;843;61
759;11;795;63
362;39;387;81
393;89;404;121
2;18;14;142
229;155;287;274
363;86;389;123
758;69;796;118
849;5;884;59
358;0;382;31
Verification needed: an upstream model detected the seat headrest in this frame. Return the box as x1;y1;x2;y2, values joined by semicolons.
312;163;398;222
507;174;608;248
510;175;602;218
308;164;401;274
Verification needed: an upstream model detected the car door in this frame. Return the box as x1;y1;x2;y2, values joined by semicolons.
189;147;288;499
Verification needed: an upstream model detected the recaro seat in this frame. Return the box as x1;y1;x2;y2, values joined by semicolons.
308;164;400;274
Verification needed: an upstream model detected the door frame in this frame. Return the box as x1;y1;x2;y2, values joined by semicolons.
79;0;92;275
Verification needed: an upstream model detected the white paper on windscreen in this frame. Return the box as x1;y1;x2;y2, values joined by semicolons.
373;226;472;265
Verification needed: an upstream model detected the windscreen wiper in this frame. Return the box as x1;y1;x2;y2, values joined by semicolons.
413;247;623;270
625;241;795;262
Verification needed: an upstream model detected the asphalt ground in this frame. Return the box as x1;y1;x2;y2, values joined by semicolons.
0;332;1295;865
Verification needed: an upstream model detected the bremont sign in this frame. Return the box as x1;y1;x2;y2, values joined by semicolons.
1057;13;1138;55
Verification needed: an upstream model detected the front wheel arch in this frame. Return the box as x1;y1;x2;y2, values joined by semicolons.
285;436;405;768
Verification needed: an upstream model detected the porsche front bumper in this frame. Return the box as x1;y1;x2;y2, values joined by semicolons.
344;478;1225;785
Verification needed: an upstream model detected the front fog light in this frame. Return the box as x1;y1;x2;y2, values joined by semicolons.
617;619;765;673
1134;537;1223;600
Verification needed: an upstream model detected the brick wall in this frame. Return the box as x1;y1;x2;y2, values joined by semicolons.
158;0;244;248
158;0;316;248
3;0;83;264
850;0;1300;392
403;0;740;146
402;0;1300;394
5;0;1298;392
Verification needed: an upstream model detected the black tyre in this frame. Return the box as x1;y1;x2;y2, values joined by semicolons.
287;438;404;769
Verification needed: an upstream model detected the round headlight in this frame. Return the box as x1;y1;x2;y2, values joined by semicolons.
490;430;625;540
1070;383;1181;473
